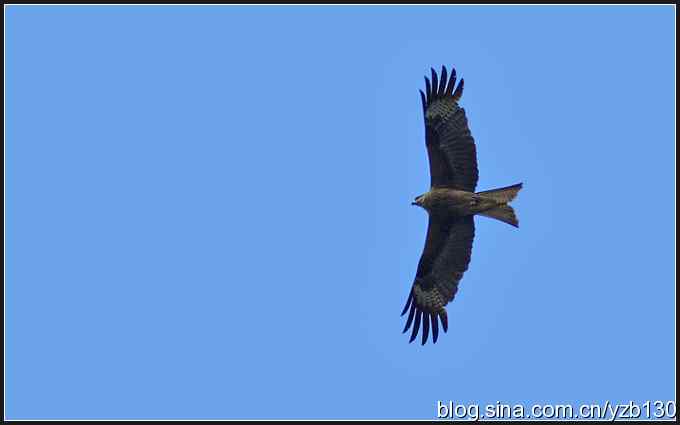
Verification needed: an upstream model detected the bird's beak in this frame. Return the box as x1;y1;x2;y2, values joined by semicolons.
411;202;417;206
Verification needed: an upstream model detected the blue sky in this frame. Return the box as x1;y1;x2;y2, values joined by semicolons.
5;5;675;420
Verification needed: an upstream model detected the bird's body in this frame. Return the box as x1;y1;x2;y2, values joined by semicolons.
401;66;523;345
415;184;522;225
416;188;495;217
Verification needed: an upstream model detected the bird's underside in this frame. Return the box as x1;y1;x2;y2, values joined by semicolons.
402;66;522;345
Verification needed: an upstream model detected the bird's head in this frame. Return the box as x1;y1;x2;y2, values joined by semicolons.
411;194;425;208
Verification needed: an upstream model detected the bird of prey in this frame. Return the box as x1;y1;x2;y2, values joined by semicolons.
401;65;522;345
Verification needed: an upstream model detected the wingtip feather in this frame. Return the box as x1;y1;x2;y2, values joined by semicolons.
430;68;438;99
424;77;431;105
402;302;416;333
431;314;439;343
401;291;413;316
439;66;447;96
439;309;448;333
409;309;422;343
446;67;457;96
421;312;430;345
453;78;464;102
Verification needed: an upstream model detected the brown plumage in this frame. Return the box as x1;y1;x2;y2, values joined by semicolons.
402;66;523;345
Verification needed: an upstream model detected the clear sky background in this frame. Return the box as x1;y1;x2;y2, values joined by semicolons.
5;5;676;420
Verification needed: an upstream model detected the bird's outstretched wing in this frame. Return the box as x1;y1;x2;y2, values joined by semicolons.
401;215;475;344
420;66;478;192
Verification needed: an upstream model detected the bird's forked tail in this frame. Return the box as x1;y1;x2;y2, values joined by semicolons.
476;183;523;228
